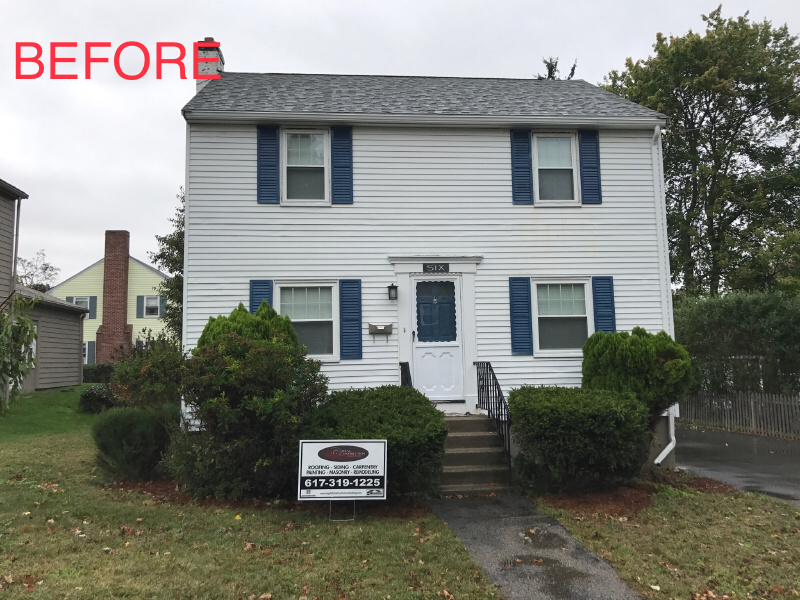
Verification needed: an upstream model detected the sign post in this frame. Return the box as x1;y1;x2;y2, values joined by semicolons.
298;440;387;517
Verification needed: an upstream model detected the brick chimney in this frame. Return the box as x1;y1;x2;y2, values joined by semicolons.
95;230;132;363
196;36;224;93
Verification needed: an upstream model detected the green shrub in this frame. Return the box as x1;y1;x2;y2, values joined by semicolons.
195;302;298;350
83;362;114;384
91;407;170;481
582;327;692;427
78;384;116;414
674;291;800;394
509;386;649;492
110;332;185;412
303;386;447;496
167;326;327;500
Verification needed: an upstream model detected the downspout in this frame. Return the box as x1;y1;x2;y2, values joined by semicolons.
653;406;676;466
12;198;22;287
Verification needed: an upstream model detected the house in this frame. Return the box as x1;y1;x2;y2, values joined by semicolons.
180;42;676;466
0;177;86;392
49;230;169;364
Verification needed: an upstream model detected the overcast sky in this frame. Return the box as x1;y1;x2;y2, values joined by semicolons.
3;0;799;283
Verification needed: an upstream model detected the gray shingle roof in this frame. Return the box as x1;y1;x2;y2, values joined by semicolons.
183;72;664;122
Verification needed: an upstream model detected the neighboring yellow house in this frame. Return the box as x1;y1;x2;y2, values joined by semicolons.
49;253;169;364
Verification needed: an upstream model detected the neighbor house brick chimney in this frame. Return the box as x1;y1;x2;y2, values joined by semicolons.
196;36;224;93
95;230;132;363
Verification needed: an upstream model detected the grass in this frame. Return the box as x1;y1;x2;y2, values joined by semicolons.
0;387;500;599
538;484;800;599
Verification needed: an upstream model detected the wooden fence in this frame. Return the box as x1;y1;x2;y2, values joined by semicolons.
678;391;800;440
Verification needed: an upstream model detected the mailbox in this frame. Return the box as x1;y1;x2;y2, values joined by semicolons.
368;323;393;335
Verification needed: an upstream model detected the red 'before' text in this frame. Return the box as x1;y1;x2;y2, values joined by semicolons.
15;41;221;80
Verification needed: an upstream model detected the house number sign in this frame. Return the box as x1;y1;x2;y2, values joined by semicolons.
423;263;449;273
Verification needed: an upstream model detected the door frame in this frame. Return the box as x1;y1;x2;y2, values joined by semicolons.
389;255;481;412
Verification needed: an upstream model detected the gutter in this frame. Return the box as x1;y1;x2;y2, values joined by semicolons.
653;406;676;466
182;110;668;129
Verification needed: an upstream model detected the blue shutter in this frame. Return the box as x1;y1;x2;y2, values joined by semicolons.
66;296;74;304
87;341;96;365
159;296;167;317
331;127;353;204
249;280;273;313
510;130;533;205
257;125;280;204
509;277;533;355
339;279;362;359
592;276;616;332
579;130;602;204
136;296;144;319
89;296;97;319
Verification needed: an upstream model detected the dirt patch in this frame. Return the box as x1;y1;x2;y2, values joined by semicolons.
109;480;193;505
685;477;738;495
541;486;653;517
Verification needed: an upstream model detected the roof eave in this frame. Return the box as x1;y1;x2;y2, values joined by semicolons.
0;178;29;200
182;110;667;129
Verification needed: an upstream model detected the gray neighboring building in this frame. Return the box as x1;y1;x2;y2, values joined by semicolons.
0;177;86;392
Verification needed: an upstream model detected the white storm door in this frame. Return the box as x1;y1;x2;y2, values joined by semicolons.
412;278;464;401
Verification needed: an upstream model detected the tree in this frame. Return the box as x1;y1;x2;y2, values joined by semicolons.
536;56;577;80
0;296;37;411
605;8;800;295
148;187;184;340
16;249;60;292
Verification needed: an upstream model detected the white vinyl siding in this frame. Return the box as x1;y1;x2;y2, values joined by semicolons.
184;125;670;394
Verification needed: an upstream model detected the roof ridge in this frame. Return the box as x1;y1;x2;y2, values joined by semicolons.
222;71;589;83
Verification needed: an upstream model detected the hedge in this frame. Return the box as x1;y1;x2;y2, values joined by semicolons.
509;386;649;492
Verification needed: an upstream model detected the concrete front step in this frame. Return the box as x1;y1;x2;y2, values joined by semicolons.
444;415;495;433
438;482;518;497
445;431;503;449
441;464;511;486
443;446;508;467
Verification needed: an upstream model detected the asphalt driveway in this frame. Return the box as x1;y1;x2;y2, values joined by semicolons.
676;425;800;504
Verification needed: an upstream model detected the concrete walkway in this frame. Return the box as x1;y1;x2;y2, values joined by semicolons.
677;426;800;505
427;496;640;600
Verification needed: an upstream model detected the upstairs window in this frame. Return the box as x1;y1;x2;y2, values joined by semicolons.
73;296;90;311
144;295;160;317
283;130;329;205
533;134;580;204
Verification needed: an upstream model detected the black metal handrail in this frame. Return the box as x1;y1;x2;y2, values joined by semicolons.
400;362;412;387
474;361;511;459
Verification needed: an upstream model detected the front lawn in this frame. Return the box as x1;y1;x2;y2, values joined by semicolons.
0;387;499;599
538;481;800;599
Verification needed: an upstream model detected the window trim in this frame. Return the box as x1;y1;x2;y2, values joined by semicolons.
532;132;581;206
281;128;331;206
143;295;161;318
273;279;339;361
82;342;87;365
531;277;594;357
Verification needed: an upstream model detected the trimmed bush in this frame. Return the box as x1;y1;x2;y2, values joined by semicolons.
582;327;692;427
167;324;327;500
83;362;113;384
110;333;185;412
196;302;298;350
79;384;116;414
91;407;170;481
509;386;649;492
303;386;448;496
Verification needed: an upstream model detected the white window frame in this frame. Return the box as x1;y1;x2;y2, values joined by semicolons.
273;279;339;361
82;342;88;365
532;132;581;206
143;295;160;318
531;277;594;358
281;128;331;207
73;296;90;311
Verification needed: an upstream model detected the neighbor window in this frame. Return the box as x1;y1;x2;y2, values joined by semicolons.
82;342;87;365
535;283;589;351
144;295;160;317
73;296;90;311
279;286;334;355
533;134;579;203
283;130;329;204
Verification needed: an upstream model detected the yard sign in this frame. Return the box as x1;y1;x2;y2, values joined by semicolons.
298;440;387;501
